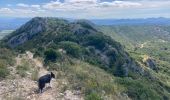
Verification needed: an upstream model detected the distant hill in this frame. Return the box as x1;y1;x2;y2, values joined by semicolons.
1;17;170;31
100;24;170;44
91;18;170;25
5;17;141;77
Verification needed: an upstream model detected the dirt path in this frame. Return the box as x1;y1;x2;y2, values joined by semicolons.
0;51;83;100
26;51;48;77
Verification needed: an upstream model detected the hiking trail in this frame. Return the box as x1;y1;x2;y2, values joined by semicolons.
0;51;83;100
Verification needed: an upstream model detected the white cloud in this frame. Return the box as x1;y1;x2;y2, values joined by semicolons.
42;0;143;11
1;0;170;18
17;3;29;7
14;9;38;14
0;4;42;17
40;0;170;18
31;5;41;9
0;8;14;13
42;1;62;10
65;0;98;3
99;1;142;8
17;3;41;9
31;5;40;8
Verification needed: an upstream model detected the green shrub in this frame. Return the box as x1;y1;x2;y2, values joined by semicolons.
58;41;85;58
31;69;39;81
85;34;106;50
84;33;120;50
85;92;102;100
116;78;162;100
0;48;15;66
55;32;78;43
77;21;95;30
0;61;9;78
16;65;30;77
44;49;61;62
114;64;127;77
33;47;45;58
0;67;9;78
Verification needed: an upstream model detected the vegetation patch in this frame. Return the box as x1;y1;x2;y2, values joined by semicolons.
44;49;61;63
0;61;9;78
31;69;39;81
85;92;102;100
0;47;14;79
49;58;125;99
58;41;85;58
16;59;31;77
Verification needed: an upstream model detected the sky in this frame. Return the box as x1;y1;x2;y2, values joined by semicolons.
0;0;170;19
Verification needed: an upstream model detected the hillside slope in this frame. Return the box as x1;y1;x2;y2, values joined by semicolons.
100;25;170;45
0;17;170;100
5;17;142;77
100;25;170;99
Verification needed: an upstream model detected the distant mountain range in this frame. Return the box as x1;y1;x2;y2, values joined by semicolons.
91;18;170;25
0;17;170;30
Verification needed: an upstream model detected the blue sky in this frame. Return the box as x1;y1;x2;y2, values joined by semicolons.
0;0;170;19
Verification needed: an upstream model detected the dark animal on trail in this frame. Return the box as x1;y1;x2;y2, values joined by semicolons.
38;72;55;93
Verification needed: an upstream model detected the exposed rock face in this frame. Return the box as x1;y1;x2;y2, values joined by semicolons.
143;55;158;71
7;17;68;48
7;17;47;48
70;20;97;35
145;58;158;71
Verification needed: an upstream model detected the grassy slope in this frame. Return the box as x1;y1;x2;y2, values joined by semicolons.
100;25;170;99
55;58;166;100
0;48;168;99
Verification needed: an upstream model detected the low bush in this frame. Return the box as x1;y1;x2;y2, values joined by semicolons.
0;60;9;78
116;78;162;100
44;49;61;63
85;92;102;100
58;41;85;58
0;67;9;78
0;48;15;66
31;69;39;81
16;65;30;77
